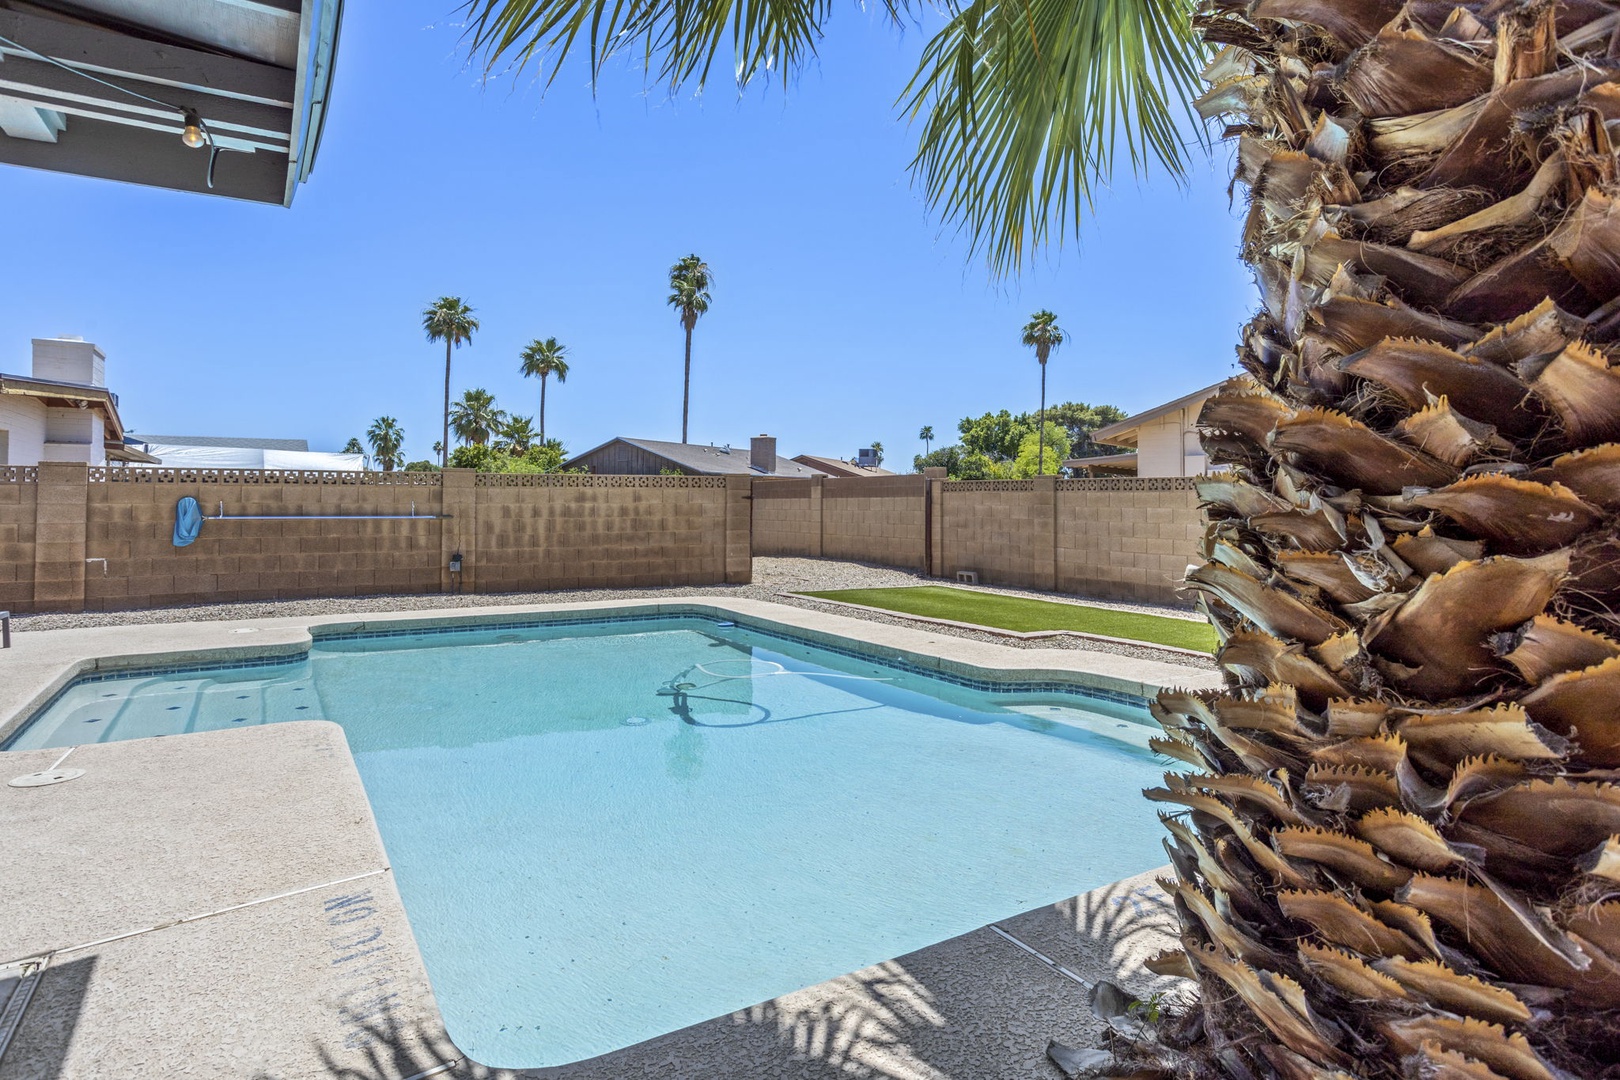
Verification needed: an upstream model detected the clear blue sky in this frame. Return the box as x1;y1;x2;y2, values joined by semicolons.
0;0;1255;467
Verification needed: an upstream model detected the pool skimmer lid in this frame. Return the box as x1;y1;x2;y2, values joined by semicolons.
8;767;85;788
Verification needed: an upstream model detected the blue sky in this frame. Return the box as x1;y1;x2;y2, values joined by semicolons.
0;0;1256;467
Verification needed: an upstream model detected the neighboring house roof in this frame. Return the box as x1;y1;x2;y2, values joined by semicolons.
1092;382;1225;449
129;434;310;452
0;370;126;442
565;437;827;478
1064;452;1139;475
791;455;896;478
0;1;344;206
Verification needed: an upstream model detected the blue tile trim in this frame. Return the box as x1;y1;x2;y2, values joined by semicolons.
8;610;1152;748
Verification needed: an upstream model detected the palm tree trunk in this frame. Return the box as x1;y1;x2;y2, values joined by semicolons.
1104;5;1620;1078
681;322;693;444
540;375;547;445
1037;361;1047;476
441;340;452;469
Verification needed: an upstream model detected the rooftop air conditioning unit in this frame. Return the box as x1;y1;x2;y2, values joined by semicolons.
855;448;878;467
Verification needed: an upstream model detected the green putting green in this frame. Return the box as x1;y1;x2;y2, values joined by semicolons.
800;585;1217;653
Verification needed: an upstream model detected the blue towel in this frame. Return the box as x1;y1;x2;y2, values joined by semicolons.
173;496;203;548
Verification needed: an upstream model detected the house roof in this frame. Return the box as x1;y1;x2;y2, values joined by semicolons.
1091;382;1225;449
129;434;310;452
1064;451;1139;474
791;455;895;478
566;437;827;478
0;371;125;442
0;0;344;206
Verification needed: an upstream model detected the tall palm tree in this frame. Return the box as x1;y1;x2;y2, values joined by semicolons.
918;425;934;455
423;297;479;468
448;388;505;447
1020;311;1064;476
518;337;569;444
667;254;711;443
465;3;1620;1076
366;417;405;472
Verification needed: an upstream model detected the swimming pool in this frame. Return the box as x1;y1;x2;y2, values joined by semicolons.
9;615;1175;1067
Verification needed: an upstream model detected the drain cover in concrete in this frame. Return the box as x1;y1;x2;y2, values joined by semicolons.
8;768;86;788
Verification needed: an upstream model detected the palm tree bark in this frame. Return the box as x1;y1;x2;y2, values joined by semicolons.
682;321;693;444
1038;360;1047;475
1106;4;1620;1078
540;374;548;445
442;340;452;469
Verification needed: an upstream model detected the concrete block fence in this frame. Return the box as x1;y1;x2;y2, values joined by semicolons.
0;463;751;614
753;473;1202;605
0;464;1199;614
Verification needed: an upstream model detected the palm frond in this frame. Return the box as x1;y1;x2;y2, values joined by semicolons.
461;0;889;92
901;0;1205;272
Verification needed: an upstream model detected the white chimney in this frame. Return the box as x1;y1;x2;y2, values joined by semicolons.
750;434;777;474
32;337;105;387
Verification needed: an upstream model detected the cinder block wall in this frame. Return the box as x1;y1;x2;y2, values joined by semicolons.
751;478;818;556
937;479;1057;591
750;474;1201;605
1;465;749;614
821;476;926;569
1055;480;1201;603
0;465;40;613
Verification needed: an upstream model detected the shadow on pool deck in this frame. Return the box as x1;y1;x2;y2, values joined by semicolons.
253;872;1180;1080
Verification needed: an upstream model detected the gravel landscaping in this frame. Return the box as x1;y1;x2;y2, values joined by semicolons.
11;556;1216;670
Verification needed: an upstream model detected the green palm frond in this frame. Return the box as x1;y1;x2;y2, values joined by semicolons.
464;0;1205;275
520;337;571;382
903;0;1205;272
461;0;889;92
424;297;480;346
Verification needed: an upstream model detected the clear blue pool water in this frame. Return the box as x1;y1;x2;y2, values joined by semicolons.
11;617;1174;1067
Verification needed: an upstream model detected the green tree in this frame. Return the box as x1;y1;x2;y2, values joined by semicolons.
1019;311;1065;475
497;415;537;454
366;416;406;472
667;255;711;443
342;437;364;455
957;410;1025;463
423;297;479;468
869;441;884;466
518;337;569;443
1009;423;1070;478
449;388;505;447
912;445;1005;480
1038;402;1129;458
917;425;934;455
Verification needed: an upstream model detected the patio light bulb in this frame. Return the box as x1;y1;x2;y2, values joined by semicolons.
181;111;206;149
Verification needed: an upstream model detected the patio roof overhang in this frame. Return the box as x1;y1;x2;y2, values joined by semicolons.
0;0;343;206
0;370;126;443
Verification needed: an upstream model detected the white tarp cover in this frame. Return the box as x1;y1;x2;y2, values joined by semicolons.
138;444;365;471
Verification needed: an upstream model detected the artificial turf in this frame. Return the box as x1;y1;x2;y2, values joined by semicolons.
799;585;1218;653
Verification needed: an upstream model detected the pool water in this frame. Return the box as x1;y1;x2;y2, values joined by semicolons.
11;617;1174;1067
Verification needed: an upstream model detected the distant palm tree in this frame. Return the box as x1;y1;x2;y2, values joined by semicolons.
422;297;479;468
666;255;711;443
1020;311;1065;475
342;437;364;455
918;426;934;455
870;441;884;466
449;388;505;447
518;337;569;444
432;440;443;458
366;417;405;472
498;415;536;454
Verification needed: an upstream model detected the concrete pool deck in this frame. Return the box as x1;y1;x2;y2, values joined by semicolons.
0;597;1210;1079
